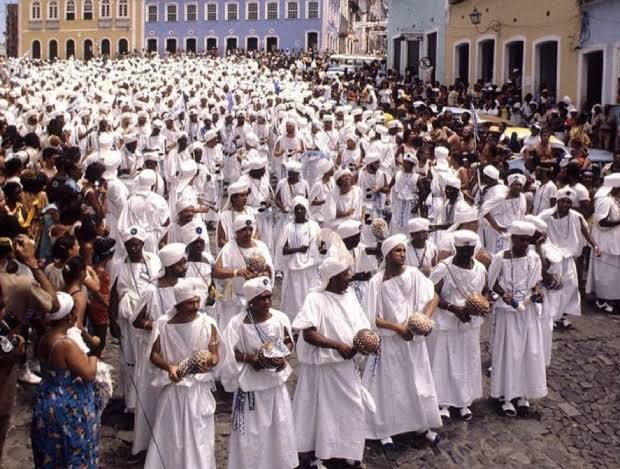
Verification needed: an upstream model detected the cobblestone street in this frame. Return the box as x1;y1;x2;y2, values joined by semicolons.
4;297;619;469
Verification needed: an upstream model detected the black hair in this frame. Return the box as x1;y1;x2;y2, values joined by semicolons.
93;236;116;264
3;181;22;202
62;256;86;284
21;172;48;193
75;216;99;243
42;147;59;161
52;234;77;262
4;157;23;176
84;162;106;183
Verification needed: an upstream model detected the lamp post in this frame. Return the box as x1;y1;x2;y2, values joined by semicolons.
469;6;501;34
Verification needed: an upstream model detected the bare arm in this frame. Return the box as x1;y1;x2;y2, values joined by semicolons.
302;327;355;359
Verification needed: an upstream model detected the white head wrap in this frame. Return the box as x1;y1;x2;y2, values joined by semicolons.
364;153;381;166
233;214;254;232
181;220;207;244
137;169;156;189
48;292;74;321
381;234;408;258
334;167;352;181
159;243;187;267
556;187;576;202
316;159;334;178
448;207;480;232
408;218;430;233
316;257;349;291
292;196;310;212
453;230;479;247
403;152;418;165
243;276;272;303
524;215;548;234
444;176;461;190
508;221;536;237
603;173;620;188
173;278;202;305
434;146;449;160
507;173;526;186
483;165;500;181
337;220;362;239
122;225;147;243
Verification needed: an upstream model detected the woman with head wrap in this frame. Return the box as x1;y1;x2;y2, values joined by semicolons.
358;152;390;221
427;231;488;421
220;277;298;469
488;221;546;417
307;158;335;226
273;118;306;179
324;167;363;230
362;234;442;449
479;172;527;254
389;152;422;235
145;279;221;469
216;180;260;248
31;292;99;468
274;161;310;252
540;187;602;328
275;196;321;321
292;257;371;469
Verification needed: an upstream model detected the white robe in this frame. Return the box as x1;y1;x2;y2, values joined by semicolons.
427;259;486;408
292;290;371;461
275;220;321;321
480;189;527;254
118;190;170;254
324;186;363;230
220;309;298;469
488;250;547;401
587;195;620;300
144;313;219;469
390;171;419;234
362;266;441;439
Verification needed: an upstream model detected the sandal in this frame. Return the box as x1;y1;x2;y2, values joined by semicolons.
424;429;441;445
459;406;472;421
502;401;517;417
439;406;451;421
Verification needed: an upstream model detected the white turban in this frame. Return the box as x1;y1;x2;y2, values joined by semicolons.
173;278;202;305
524;215;548;234
180;220;207;244
434;146;449;160
381;234;408;258
292;196;310;212
245;133;259;148
102;151;122;179
137;169;157;188
285;160;303;173
483;165;500;181
508;221;536;237
159;242;187;267
556;187;576;202
364;153;381;166
408;217;430;233
453;230;479;247
243;276;272;303
48;292;74;321
507;173;526;186
122;225;147;243
604;173;620;188
337;220;362;239
233;214;254;232
334;167;352;181
204;129;218;142
316;159;334;178
175;196;195;214
316;257;349;291
403;152;418;165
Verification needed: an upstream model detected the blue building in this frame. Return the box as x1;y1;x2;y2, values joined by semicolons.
576;0;620;109
386;0;447;81
142;0;342;55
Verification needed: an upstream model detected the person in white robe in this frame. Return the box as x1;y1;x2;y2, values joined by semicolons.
430;176;471;245
488;221;546;416
130;243;188;458
324;168;363;230
358;153;389;221
362;235;442;448
145;279;221;469
213;214;274;331
480;173;527;254
109;226;162;413
181;219;215;290
389;152;421;235
525;215;564;366
587;174;620;313
308;159;335;226
220;277;298;469
531;165;558;215
292;258;371;468
216;180;258;249
275;196;321;321
118;169;170;254
540;188;602;328
102;150;129;242
406;218;437;275
427;231;487;421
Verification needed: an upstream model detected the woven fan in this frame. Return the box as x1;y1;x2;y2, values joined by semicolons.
353;329;381;355
406;313;435;335
371;218;389;241
177;350;212;379
463;293;491;317
246;253;267;274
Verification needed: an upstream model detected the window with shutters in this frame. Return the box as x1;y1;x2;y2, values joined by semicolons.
186;3;197;21
147;5;158;22
118;0;129;18
83;0;93;20
287;2;298;19
266;2;278;20
206;3;217;21
226;3;238;21
167;3;178;21
247;2;258;20
100;0;111;18
308;1;319;19
48;1;59;19
66;0;75;20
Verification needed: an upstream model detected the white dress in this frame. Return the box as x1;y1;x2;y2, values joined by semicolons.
488;250;547;402
587;195;620;301
292;290;371;462
220;310;298;469
390;170;419;235
362;266;442;439
276;220;321;321
427;259;486;408
480;188;527;254
144;313;219;469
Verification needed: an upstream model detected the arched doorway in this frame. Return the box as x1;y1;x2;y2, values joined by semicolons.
118;38;129;55
146;38;158;54
266;37;278;52
84;39;93;61
246;37;258;51
101;39;111;56
306;32;318;51
166;38;177;54
504;40;524;89
226;37;238;53
49;40;58;60
534;40;558;101
32;40;41;59
455;42;470;85
65;39;75;58
185;38;197;53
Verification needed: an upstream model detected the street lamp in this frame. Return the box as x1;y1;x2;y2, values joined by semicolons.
469;6;500;34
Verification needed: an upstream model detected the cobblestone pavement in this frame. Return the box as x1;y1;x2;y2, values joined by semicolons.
3;293;619;469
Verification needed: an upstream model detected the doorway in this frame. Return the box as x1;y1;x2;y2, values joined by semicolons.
84;39;93;61
247;37;258;51
583;50;604;110
66;39;75;59
478;39;495;83
48;40;58;60
186;38;197;53
101;38;111;56
146;38;157;54
226;37;238;53
455;42;469;85
307;32;318;51
535;41;558;100
166;38;177;54
426;32;437;82
266;37;278;52
505;40;524;88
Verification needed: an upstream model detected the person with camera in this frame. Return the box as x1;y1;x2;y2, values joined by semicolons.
0;234;59;462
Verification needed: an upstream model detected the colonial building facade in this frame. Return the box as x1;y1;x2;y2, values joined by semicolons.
142;0;339;55
18;0;144;60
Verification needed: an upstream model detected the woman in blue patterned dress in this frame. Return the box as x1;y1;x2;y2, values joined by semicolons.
31;292;99;468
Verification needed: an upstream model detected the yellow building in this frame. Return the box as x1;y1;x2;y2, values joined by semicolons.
445;0;584;103
18;0;144;60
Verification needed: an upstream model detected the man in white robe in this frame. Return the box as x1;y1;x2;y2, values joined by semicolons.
362;235;442;448
292;258;371;468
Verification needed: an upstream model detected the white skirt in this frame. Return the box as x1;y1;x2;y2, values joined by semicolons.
228;384;298;469
587;252;620;301
426;326;483;408
362;335;441;440
293;361;366;461
490;304;547;402
281;266;319;322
